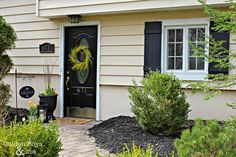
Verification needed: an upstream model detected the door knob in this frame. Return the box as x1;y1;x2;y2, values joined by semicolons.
66;76;70;90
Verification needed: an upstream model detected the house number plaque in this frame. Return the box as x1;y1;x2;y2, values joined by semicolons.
77;88;87;94
72;86;94;95
19;86;35;99
39;43;55;53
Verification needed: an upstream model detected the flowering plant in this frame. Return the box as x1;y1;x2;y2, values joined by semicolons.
28;100;38;116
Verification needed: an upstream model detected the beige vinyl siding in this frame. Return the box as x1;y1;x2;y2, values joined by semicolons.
101;36;144;46
95;10;207;85
100;66;143;76
15;39;59;48
101;25;144;36
0;0;63;74
8;48;60;57
2;1;235;121
16;30;60;40
98;14;145;85
101;46;144;56
3;14;48;24
38;0;227;17
0;5;35;16
2;1;233;85
100;76;142;86
101;56;143;66
11;21;60;32
0;0;35;8
39;0;139;9
12;57;59;66
11;66;60;74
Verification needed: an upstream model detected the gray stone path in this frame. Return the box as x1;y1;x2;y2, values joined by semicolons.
59;121;109;157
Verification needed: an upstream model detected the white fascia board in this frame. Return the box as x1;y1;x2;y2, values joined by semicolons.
38;0;227;18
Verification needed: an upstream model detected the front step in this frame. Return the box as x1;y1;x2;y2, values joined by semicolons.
66;107;96;119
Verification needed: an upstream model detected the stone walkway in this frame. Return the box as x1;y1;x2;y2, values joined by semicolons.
59;121;109;157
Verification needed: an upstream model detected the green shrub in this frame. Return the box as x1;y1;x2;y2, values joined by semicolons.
174;117;236;157
0;119;62;157
129;71;189;135
0;83;11;127
0;54;13;81
96;144;159;157
0;15;16;127
0;15;17;54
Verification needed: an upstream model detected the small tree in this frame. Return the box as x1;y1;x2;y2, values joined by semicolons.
0;16;16;127
191;0;236;108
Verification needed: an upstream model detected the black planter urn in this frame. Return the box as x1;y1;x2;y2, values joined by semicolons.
39;94;58;120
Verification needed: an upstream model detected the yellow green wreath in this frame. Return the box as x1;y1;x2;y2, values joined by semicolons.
69;45;93;71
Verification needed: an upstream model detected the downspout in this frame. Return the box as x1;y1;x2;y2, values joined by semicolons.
36;0;39;17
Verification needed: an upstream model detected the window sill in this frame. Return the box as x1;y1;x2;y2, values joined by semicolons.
164;72;207;81
181;81;236;91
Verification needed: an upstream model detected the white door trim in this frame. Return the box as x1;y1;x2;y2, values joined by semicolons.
60;21;101;121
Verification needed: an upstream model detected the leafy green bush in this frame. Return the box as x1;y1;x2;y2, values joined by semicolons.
0;119;62;157
129;71;189;135
0;15;16;54
0;16;16;127
0;83;11;127
96;144;159;157
174;117;236;157
0;54;13;81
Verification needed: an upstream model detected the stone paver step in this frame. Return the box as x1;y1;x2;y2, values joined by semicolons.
59;122;109;157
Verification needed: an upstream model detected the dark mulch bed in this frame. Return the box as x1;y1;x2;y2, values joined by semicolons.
89;116;194;157
5;107;30;125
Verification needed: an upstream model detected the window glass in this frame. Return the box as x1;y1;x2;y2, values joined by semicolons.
188;28;205;70
79;38;89;47
167;29;183;70
163;19;208;80
77;38;89;62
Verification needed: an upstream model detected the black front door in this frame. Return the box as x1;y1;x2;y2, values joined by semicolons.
64;26;97;118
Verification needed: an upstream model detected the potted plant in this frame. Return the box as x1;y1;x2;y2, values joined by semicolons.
39;62;57;120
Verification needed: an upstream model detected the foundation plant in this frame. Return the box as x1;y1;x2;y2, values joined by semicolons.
0;119;62;157
96;144;160;157
96;0;236;156
174;118;236;157
0;16;16;127
175;1;236;156
129;71;189;136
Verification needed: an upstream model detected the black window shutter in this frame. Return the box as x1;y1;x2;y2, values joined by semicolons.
209;22;230;75
144;21;162;75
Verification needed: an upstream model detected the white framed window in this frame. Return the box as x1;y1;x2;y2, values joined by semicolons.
162;18;209;80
